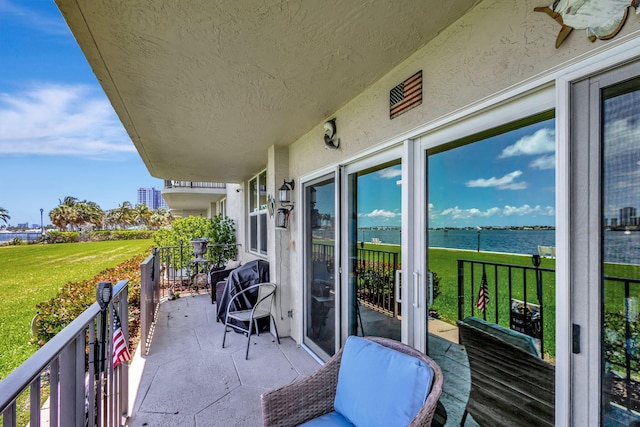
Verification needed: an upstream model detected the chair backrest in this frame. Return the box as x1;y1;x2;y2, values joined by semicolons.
226;282;276;314
458;317;555;427
253;282;276;314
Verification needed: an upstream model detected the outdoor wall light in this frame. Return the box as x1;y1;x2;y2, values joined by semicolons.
277;179;295;228
278;179;295;204
96;281;112;310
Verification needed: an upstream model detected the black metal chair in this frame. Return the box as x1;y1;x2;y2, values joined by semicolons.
221;282;280;359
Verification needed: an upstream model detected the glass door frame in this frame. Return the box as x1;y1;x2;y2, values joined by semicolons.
339;144;419;348
567;59;640;426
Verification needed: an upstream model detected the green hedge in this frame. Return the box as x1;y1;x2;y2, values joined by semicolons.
44;230;154;244
31;252;147;350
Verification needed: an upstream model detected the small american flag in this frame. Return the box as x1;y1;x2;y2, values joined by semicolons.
476;268;490;312
390;70;423;119
112;307;131;369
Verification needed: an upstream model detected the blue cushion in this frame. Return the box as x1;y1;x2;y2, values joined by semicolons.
334;336;433;427
298;411;354;426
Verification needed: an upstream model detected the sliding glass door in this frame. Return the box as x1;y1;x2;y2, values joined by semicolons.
570;61;640;426
303;174;338;359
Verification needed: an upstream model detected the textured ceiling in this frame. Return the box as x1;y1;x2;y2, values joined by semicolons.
56;0;478;182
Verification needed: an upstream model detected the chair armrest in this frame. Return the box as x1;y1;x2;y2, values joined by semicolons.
261;348;343;426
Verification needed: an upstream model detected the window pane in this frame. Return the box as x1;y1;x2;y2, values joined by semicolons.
259;171;267;210
250;215;258;251
250;178;257;212
305;178;336;357
259;213;267;254
601;79;640;424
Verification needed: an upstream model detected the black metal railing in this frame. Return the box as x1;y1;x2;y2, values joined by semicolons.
603;275;640;414
156;242;241;297
457;259;554;355
310;242;401;317
356;248;400;317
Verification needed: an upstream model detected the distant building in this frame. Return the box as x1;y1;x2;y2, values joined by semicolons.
620;207;637;226
17;222;29;228
137;187;168;210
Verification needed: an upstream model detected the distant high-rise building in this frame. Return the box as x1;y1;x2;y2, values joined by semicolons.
137;187;168;210
620;207;637;226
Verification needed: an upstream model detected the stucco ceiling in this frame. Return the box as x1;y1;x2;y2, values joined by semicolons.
56;0;479;183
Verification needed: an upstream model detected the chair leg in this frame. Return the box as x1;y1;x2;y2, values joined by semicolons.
271;315;280;344
222;319;228;349
245;320;253;360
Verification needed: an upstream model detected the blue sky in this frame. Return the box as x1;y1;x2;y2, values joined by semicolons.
0;1;163;226
353;118;556;228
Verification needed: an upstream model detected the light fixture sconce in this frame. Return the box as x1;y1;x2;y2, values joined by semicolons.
324;119;340;150
278;179;295;204
277;179;295;228
96;281;112;311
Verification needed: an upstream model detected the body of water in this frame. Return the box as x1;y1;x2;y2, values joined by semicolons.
358;228;640;265
0;232;43;243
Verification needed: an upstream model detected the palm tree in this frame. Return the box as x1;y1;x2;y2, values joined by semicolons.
133;204;152;229
49;205;72;230
112;201;134;229
76;200;104;230
0;207;10;224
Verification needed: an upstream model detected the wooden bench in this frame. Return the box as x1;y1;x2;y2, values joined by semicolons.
457;317;555;426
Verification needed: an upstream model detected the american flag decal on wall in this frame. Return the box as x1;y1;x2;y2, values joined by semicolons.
390;70;422;119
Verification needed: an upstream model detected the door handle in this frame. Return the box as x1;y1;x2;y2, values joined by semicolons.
395;270;402;303
413;271;419;308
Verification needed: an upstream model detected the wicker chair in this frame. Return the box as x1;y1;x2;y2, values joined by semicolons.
261;336;444;427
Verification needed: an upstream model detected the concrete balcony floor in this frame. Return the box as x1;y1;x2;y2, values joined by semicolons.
126;293;478;426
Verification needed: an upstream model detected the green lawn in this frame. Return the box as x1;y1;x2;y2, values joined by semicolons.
0;240;152;380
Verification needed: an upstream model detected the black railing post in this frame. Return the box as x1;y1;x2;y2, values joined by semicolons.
457;260;464;322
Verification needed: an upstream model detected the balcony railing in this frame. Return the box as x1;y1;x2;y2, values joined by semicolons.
311;242;401;317
356;248;400;317
0;280;130;427
163;180;226;189
156;242;241;298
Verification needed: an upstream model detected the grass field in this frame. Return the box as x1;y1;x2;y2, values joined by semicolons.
0;240;152;380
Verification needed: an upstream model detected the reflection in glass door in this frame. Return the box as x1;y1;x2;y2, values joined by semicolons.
570;63;640;426
600;79;640;426
346;160;402;341
303;176;337;359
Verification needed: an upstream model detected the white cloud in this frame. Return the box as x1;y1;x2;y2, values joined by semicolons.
530;154;556;170
440;206;501;219
377;167;402;179
0;1;69;35
500;128;555;158
503;204;555;216
364;209;398;218
0;84;135;158
439;204;555;220
466;170;527;190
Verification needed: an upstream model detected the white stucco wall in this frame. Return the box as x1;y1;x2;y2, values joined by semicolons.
283;0;640;341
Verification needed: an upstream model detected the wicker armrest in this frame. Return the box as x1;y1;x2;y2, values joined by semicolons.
261;347;344;427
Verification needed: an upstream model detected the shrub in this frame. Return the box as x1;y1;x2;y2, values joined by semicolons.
45;231;80;243
31;252;148;353
88;230;154;241
153;215;236;267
